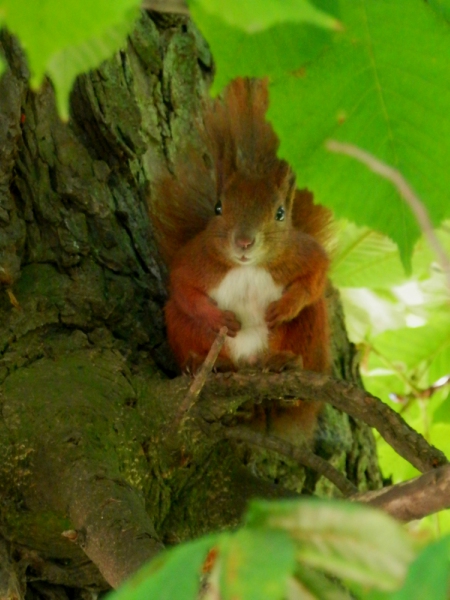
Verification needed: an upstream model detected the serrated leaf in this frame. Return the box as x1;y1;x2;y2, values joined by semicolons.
190;0;340;33
388;536;450;600
219;529;296;600
267;0;450;267
110;535;218;600
331;222;407;289
247;499;414;591
2;0;140;117
369;315;450;373
189;5;332;94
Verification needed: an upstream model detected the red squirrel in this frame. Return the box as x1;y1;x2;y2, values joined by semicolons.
153;78;330;434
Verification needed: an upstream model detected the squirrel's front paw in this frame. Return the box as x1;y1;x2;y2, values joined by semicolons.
265;300;287;329
210;309;241;337
220;310;241;337
266;296;302;328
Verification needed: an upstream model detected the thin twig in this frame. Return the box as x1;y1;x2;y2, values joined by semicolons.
175;327;228;428
326;140;450;291
225;426;358;497
142;0;189;15
353;463;450;521
6;289;21;310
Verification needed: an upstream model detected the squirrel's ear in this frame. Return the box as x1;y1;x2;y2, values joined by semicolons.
279;164;296;204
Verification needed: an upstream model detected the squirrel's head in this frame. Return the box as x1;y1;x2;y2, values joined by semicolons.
207;163;296;266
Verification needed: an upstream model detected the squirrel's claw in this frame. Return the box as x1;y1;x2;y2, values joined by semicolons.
220;310;241;337
265;300;284;329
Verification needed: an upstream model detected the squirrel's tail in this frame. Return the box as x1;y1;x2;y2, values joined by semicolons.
150;148;216;266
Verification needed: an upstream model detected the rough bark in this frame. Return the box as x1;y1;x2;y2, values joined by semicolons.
0;11;382;596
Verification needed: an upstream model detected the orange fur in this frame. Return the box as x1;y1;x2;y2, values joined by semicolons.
152;78;331;438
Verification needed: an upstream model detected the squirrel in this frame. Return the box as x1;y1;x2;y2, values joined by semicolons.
152;78;331;438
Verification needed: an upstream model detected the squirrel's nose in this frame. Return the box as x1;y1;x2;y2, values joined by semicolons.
235;236;255;249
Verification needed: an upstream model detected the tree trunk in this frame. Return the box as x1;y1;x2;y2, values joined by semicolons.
0;11;381;598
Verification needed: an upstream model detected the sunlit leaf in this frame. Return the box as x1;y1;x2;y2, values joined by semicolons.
331;223;407;289
428;424;450;461
219;529;296;600
368;316;450;373
190;0;340;32
375;438;419;484
247;499;414;590
2;0;140;117
340;288;407;342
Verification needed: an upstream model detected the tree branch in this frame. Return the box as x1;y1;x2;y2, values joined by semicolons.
224;426;358;497
199;370;448;472
326;140;450;291
68;476;163;588
354;463;450;521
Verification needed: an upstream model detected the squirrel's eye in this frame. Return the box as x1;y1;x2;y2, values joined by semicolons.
275;206;285;221
214;200;222;215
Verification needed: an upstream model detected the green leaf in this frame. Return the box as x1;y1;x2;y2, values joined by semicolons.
427;424;450;461
219;529;296;600
189;5;332;94
331;222;407;289
375;438;419;484
368;315;450;373
388;536;450;600
190;0;340;33
433;391;450;423
247;499;414;591
292;564;354;599
411;225;450;278
2;0;140;117
267;0;450;267
110;535;218;600
427;0;450;21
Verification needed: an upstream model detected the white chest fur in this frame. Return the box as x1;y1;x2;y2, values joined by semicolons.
209;266;283;364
